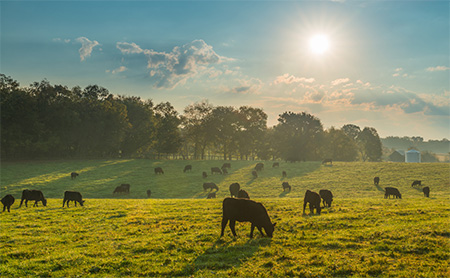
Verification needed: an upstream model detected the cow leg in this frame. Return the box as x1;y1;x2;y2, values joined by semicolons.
2;205;5;212
20;199;24;207
75;201;77;207
309;203;314;214
63;199;66;207
229;220;237;237
220;217;228;237
34;201;38;207
303;202;307;214
7;206;10;212
250;223;256;238
25;200;28;207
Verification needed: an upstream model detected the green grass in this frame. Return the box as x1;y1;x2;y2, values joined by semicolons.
0;160;449;277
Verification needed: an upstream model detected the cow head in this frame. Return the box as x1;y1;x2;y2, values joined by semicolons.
264;222;276;238
42;198;47;206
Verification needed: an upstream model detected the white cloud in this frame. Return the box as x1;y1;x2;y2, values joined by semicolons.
331;78;350;86
111;66;128;74
76;37;100;61
272;74;315;85
426;66;450;72
53;38;71;43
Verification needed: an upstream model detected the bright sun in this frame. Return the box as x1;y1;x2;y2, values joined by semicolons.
309;34;330;55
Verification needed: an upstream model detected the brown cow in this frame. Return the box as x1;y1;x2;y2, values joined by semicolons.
319;189;333;207
211;167;222;175
154;167;164;174
1;194;15;212
203;182;219;191
114;184;130;194
147;189;152;197
384;187;402;199
272;162;279;168
183;165;192;173
423;186;430;197
20;190;47;207
411;180;422;187
221;197;276;238
282;182;291;192
303;190;321;215
71;172;79;179
374;177;380;186
202;171;208;178
63;191;84;207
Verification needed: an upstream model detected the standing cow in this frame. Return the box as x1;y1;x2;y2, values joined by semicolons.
211;167;222;175
221;197;276;238
207;192;216;199
411;180;422;187
254;163;264;172
422;186;430;198
229;183;240;197
114;184;130;194
374;177;380;186
282;182;291;192
384;187;402;199
19;190;47;207
71;172;79;179
252;170;258;179
202;171;208;178
319;189;333;207
282;171;287;178
303;190;321;215
203;182;219;191
63;191;84;207
183;165;192;173
1;194;15;212
154;167;164;174
147;189;152;198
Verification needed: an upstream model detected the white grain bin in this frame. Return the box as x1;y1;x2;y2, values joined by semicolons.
405;149;421;163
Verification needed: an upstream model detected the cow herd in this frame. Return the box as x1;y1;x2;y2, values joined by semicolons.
372;177;431;199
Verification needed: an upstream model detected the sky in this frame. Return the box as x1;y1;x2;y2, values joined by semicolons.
1;0;449;140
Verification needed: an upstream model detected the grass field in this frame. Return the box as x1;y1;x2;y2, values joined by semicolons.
1;160;449;277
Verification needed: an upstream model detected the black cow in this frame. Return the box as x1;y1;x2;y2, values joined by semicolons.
282;182;291;192
203;182;219;191
154;167;164;174
319;189;333;207
252;170;258;178
385;187;402;199
229;183;240;197
202;171;208;178
114;184;130;194
254;163;264;172
20;190;47;207
147;189;152;198
221;197;276;238
423;186;430;197
272;162;279;168
322;159;332;165
211;167;222;175
207;192;216;199
1;194;15;212
183;165;192;173
71;172;79;179
411;180;422;187
222;163;231;169
303;190;321;215
374;177;380;186
63;191;84;207
237;189;250;199
282;171;287;178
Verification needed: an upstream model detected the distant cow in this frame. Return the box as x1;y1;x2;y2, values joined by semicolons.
203;182;219;191
221;197;276;238
385;187;402;199
282;171;287;178
222;168;228;175
252;170;258;178
229;183;240;197
63;191;84;207
423;186;430;198
71;172;79;179
319;189;333;207
322;159;332;165
147;189;152;197
202;171;208;178
254;163;264;172
114;184;130;194
207;192;216;199
303;190;321;215
211;167;222;175
222;163;231;169
411;180;422;187
19;190;47;207
282;182;291;192
154;167;164;174
272;162;279;168
237;189;250;199
1;194;15;212
183;165;192;173
374;177;380;186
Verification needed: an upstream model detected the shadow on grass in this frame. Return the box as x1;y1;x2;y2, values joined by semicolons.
176;237;271;276
279;190;290;198
375;184;385;192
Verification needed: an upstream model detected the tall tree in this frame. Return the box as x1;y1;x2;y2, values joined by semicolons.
154;102;182;156
323;127;358;161
207;106;239;160
357;127;382;161
236;106;267;160
182;100;213;159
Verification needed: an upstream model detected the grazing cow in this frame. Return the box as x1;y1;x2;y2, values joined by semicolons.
374;177;380;186
114;184;130;194
202;171;208;178
384;187;402;199
222;168;228;175
252;170;258;178
222;163;231;169
237;189;250;199
319;189;333;207
203;182;219;191
207;192;216;199
71;172;79;179
63;191;84;207
282;182;291;192
154;167;164;174
411;180;422;187
303;190;321;215
229;183;240;197
272;162;279;168
423;186;430;198
19;190;47;207
183;165;192;173
254;163;264;172
282;171;287;178
211;167;222;175
147;189;152;198
322;159;332;165
1;194;15;212
221;197;276;238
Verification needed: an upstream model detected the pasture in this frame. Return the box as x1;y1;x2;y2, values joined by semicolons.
1;160;449;277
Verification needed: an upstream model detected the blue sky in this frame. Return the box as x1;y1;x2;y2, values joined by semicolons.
1;0;449;140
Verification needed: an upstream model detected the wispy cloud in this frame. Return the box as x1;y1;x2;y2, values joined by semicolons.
426;66;450;72
76;37;100;61
272;74;315;85
53;38;71;43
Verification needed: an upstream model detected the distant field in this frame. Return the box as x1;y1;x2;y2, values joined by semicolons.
1;160;449;277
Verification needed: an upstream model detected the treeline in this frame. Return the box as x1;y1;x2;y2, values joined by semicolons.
381;136;449;154
1;74;382;161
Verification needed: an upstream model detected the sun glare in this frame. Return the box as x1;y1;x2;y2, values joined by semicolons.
309;34;330;55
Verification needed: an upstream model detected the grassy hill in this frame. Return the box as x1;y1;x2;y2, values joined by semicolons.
1;159;449;200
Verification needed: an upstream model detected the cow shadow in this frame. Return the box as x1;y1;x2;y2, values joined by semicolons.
375;184;384;192
279;191;290;198
178;237;271;276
